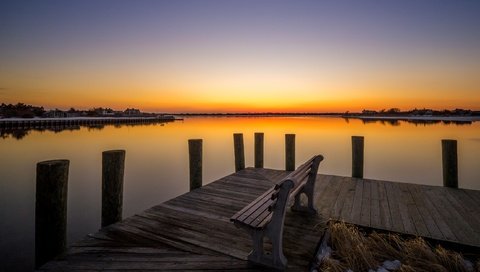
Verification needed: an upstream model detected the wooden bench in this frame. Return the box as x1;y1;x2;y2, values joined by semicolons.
230;155;324;270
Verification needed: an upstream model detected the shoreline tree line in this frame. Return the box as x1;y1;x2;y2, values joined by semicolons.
1;103;478;119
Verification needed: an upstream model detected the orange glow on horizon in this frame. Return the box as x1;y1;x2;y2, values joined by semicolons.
3;85;479;113
4;96;479;114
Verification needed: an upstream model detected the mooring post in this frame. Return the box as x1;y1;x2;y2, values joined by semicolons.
189;139;203;191
35;160;69;269
234;133;245;172
285;134;295;171
102;150;126;227
254;132;264;168
352;136;364;178
442;139;458;188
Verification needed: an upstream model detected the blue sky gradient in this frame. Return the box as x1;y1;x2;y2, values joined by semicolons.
1;0;479;112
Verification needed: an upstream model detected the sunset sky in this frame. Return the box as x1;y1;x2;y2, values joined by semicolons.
1;0;479;113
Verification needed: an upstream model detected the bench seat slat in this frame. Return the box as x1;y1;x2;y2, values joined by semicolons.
231;189;279;228
258;213;273;229
230;187;275;221
248;203;275;228
234;203;273;229
243;198;275;226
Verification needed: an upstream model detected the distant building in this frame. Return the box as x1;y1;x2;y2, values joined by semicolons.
102;109;115;116
452;109;471;116
361;110;377;116
45;109;68;118
66;112;81;118
124;108;141;116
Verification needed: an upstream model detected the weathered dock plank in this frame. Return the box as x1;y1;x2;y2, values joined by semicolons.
407;184;444;239
350;178;364;224
39;168;480;271
360;179;372;227
315;175;338;217
384;181;405;233
369;180;381;229
331;177;352;219
339;177;357;221
398;182;430;237
376;180;393;230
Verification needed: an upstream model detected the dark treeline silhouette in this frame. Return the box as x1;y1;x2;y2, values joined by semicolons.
347;108;479;117
0;103;156;118
0;103;45;118
341;107;479;126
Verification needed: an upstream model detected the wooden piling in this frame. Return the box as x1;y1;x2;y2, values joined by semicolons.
233;133;245;172
102;150;126;227
189;139;203;191
352;136;364;178
442;139;458;188
35;160;69;269
254;132;264;168
285;134;295;171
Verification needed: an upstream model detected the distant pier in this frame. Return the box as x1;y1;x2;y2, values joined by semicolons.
0;116;180;129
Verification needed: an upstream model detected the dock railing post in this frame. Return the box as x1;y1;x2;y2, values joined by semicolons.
254;132;264;168
102;150;126;227
35;160;69;269
189;139;203;191
352;136;364;178
442;139;458;188
285;134;295;171
234;133;245;172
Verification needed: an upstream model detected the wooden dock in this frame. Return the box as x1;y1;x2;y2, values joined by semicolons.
38;168;480;271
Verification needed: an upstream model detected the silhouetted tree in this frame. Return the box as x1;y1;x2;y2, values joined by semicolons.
386;108;400;114
0;103;45;118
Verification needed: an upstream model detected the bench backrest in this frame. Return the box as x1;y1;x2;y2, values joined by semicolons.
269;155;323;221
281;155;323;195
272;155;323;200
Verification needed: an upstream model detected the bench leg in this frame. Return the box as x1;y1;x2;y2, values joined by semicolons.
304;186;317;214
246;228;288;270
292;190;317;214
268;225;288;269
247;230;264;263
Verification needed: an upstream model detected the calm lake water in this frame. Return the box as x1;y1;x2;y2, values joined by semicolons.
1;116;479;271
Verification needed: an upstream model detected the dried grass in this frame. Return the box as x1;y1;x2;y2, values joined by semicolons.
398;264;417;272
319;257;346;272
366;232;403;260
319;221;476;272
435;245;469;272
329;221;378;271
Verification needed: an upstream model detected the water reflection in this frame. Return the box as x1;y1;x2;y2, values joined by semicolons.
0;117;479;271
343;117;474;126
0;120;175;140
360;119;401;126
